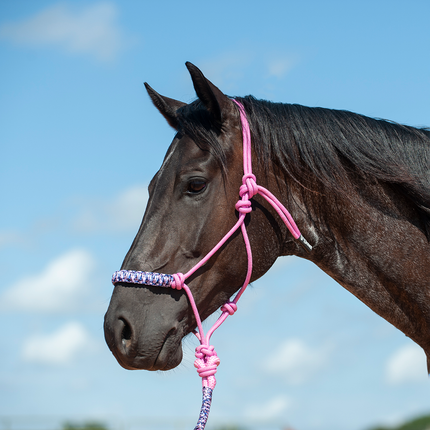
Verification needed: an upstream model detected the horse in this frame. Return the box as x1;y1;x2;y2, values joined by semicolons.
104;62;430;380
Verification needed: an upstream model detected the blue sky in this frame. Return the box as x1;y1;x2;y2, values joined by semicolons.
0;1;429;430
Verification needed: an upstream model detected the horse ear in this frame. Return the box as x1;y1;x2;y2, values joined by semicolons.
185;62;232;125
144;83;186;129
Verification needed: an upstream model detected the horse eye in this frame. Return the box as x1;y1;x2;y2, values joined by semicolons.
187;179;207;194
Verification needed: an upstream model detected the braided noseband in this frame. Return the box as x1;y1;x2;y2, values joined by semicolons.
111;100;312;430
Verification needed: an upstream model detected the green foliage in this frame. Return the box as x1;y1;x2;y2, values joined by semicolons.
62;421;109;430
397;415;430;430
368;414;430;430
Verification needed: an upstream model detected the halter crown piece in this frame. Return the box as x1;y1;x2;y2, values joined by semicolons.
111;99;312;430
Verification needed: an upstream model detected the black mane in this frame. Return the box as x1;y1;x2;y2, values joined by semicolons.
178;96;430;237
237;96;430;236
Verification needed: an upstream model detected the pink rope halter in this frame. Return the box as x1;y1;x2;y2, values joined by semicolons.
112;100;312;430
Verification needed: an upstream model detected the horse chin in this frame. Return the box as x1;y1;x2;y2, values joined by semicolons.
111;329;184;372
116;348;183;371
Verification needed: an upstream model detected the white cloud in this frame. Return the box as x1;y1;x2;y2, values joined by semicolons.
22;321;93;365
73;184;148;233
263;338;330;385
386;343;427;385
0;2;125;61
245;395;291;421
1;249;95;312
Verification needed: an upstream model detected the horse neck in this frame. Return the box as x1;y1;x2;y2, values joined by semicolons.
301;180;430;365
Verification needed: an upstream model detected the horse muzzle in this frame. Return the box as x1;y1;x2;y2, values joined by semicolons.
103;283;187;371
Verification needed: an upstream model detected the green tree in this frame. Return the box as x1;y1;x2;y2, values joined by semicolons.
369;414;430;430
62;421;109;430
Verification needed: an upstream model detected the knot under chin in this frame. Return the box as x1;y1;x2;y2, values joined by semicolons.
195;344;216;359
194;345;220;389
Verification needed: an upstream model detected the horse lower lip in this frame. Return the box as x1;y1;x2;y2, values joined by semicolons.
116;350;159;371
115;330;181;371
153;329;182;370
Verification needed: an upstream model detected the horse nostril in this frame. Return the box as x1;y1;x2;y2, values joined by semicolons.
120;318;133;350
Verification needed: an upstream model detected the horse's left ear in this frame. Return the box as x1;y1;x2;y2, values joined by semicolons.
186;62;233;125
144;83;186;129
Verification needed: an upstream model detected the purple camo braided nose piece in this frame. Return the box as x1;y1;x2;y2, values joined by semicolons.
111;270;174;287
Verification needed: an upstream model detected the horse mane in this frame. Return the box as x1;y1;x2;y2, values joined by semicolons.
177;96;430;238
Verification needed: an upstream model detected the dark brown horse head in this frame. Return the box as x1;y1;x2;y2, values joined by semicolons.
103;63;299;371
105;62;430;375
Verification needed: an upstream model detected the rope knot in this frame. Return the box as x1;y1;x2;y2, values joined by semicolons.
194;344;220;389
235;174;258;214
221;302;237;315
241;173;258;199
171;273;185;290
235;199;252;214
195;344;215;359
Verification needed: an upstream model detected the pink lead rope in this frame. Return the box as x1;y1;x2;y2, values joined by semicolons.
112;100;312;430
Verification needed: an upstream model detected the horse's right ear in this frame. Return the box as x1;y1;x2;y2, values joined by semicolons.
144;83;186;129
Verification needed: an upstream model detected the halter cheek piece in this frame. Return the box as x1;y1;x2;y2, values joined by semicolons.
112;100;312;430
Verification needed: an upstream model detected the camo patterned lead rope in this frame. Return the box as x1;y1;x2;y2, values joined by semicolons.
194;387;213;430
